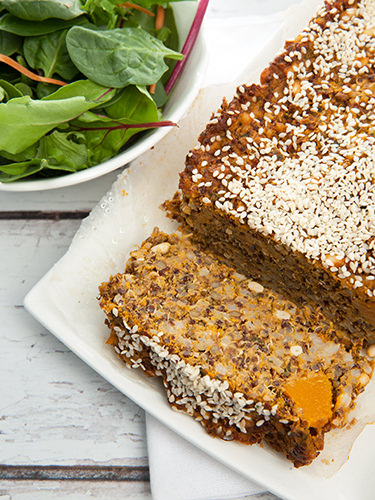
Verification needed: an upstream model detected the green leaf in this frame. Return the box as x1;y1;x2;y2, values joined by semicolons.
0;86;5;101
0;0;84;21
0;95;99;154
42;79;116;105
0;30;22;55
0;142;37;161
0;78;23;98
80;0;120;30
66;26;183;88
14;82;33;96
0;13;88;36
37;130;88;171
23;29;79;80
159;5;179;84
73;85;161;164
150;79;167;107
135;0;194;7
0;159;43;182
106;84;159;121
35;82;59;98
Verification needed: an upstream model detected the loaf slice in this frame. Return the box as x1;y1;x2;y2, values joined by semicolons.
165;0;375;342
99;228;373;467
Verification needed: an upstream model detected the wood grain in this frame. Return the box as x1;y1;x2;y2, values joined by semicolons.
1;219;147;467
0;480;152;500
0;465;149;481
0;170;121;212
0;211;90;220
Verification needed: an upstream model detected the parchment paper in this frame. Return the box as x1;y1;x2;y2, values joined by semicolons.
43;0;375;479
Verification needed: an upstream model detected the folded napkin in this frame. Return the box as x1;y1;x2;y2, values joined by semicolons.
146;414;265;500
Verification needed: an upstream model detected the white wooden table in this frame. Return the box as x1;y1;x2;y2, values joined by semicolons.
0;2;308;497
0;170;279;500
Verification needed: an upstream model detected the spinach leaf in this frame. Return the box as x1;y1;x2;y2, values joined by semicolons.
73;85;161;165
0;30;21;55
105;84;159;121
66;26;183;88
35;82;58;98
80;0;120;29
0;0;84;21
0;94;100;154
0;13;88;36
14;82;33;96
23;29;79;80
0;78;23;98
0;159;43;182
0;142;37;161
135;0;193;7
37;130;88;171
110;4;179;86
42;79;116;105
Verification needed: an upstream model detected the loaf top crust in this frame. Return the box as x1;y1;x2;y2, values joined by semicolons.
180;0;375;298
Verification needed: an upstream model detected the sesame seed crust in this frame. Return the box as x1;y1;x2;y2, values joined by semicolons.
171;0;375;340
99;228;373;468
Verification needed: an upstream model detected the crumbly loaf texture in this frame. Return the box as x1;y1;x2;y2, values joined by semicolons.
99;229;374;468
165;0;375;343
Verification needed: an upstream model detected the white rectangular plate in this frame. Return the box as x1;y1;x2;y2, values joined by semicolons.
25;2;375;498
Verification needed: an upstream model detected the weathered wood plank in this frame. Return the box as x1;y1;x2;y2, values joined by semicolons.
0;465;149;482
0;211;89;220
0;219;147;466
0;169;121;212
0;480;152;500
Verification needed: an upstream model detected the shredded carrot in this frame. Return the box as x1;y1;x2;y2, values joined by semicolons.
155;5;165;30
149;6;165;95
118;2;155;17
0;53;67;86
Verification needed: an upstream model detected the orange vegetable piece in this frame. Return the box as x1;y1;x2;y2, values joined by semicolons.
283;373;332;428
0;53;66;86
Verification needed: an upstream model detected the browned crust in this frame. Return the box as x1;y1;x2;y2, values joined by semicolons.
166;0;375;342
99;229;373;468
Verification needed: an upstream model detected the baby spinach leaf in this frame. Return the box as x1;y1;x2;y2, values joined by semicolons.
135;0;193;7
14;82;33;96
0;30;21;55
0;142;37;161
37;130;88;171
42;79;116;105
105;84;159;121
0;95;99;154
0;13;88;36
0;159;43;182
80;0;120;30
66;26;183;88
23;29;79;80
0;0;84;21
73;85;162;165
35;82;58;98
159;5;179;84
0;78;23;98
150;79;167;107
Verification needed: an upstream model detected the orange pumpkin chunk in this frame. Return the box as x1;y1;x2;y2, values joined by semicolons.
284;374;332;428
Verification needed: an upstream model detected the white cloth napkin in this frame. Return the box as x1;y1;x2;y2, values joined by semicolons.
146;414;265;500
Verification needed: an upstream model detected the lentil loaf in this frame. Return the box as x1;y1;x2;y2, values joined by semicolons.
99;229;374;468
165;0;375;343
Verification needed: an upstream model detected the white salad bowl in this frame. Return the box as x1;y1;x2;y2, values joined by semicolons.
0;1;208;192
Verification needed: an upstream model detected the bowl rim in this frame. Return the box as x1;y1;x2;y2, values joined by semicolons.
0;4;209;192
